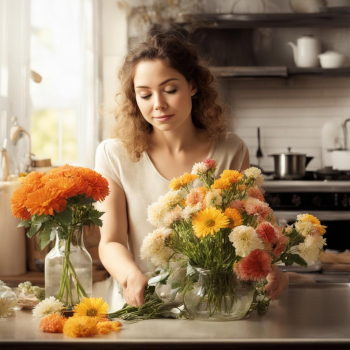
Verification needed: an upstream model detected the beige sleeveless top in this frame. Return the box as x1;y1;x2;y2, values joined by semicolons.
94;132;249;311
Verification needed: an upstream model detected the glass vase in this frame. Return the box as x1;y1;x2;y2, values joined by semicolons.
45;226;92;308
183;267;254;321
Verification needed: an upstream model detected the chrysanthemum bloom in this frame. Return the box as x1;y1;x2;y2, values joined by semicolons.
169;173;198;191
140;228;174;267
191;162;208;175
77;167;110;201
224;208;243;228
147;201;168;227
204;158;216;169
32;297;64;319
229;199;245;212
192;207;229;238
204;189;222;208
96;321;122;335
212;178;231;190
44;177;85;199
74;297;109;318
25;187;67;216
220;170;242;184
296;214;326;235
243;167;264;186
181;202;203;222
186;188;204;207
295;221;315;236
43;164;79;181
229;226;264;257
234;249;272;281
63;315;98;337
298;235;326;264
38;314;67;333
256;222;277;244
244;197;270;221
161;190;185;210
246;187;265;202
10;183;34;220
163;205;183;227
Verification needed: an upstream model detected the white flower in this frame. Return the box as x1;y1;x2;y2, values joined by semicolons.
191;162;207;175
140;228;174;267
147;201;168;227
181;202;203;222
295;221;316;237
32;296;64;319
161;190;184;210
0;296;17;318
163;205;183;227
205;189;222;208
298;235;326;264
244;167;264;186
229;225;264;257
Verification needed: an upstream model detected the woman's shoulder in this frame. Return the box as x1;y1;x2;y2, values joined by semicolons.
96;138;128;159
216;131;246;149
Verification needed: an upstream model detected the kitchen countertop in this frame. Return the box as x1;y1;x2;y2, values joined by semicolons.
1;284;350;349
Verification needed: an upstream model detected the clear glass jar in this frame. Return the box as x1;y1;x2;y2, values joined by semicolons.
45;226;92;308
183;267;254;321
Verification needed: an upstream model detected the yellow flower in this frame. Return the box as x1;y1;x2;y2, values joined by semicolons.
220;170;242;184
169;173;198;191
63;316;98;337
96;321;122;335
224;208;243;229
73;297;109;318
298;214;321;226
192;207;229;238
212;178;231;190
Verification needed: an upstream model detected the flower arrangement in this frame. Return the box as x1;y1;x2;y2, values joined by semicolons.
34;296;122;337
11;165;109;307
112;159;326;320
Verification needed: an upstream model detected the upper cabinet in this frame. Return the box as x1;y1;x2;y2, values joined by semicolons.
176;13;350;78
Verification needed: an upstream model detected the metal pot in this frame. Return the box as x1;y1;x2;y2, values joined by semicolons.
269;147;314;180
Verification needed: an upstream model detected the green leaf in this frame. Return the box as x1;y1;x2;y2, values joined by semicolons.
18;220;30;228
54;207;73;226
89;209;104;219
35;215;51;224
90;218;103;227
289;254;308;267
38;226;53;250
27;223;42;238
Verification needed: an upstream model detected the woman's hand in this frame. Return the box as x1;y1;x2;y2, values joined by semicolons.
122;268;149;307
265;264;289;300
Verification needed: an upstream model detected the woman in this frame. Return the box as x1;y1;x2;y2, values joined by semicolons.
95;29;289;312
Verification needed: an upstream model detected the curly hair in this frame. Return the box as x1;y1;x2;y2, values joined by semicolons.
111;27;229;162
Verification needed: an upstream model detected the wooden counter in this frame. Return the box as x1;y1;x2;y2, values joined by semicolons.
1;284;350;349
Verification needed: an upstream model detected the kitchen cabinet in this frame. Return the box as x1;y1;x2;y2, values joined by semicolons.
176;13;350;78
1;284;350;349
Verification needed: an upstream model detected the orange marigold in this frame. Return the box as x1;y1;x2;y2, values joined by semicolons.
78;168;110;201
63;315;98;338
220;170;242;184
10;183;34;220
212;178;231;190
96;321;122;335
224;208;243;228
25;187;67;216
38;314;67;333
45;177;86;199
22;171;46;189
43;164;80;181
169;173;198;191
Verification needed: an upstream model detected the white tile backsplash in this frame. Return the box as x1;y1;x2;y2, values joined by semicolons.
225;76;350;172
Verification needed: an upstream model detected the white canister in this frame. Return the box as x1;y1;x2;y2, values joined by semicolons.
332;150;350;171
0;181;26;275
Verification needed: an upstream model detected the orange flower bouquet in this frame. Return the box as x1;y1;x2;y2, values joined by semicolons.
11;165;109;307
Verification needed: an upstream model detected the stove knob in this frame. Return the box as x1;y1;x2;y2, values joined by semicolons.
312;196;322;207
292;194;301;207
342;194;348;208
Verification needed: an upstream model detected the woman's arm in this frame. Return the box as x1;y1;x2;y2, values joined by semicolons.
96;175;148;307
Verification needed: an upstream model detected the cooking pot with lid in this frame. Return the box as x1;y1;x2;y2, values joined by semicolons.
269;147;314;180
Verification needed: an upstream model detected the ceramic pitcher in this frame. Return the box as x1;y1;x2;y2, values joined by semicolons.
288;35;321;68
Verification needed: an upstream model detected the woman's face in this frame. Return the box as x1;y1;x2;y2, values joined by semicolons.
134;59;197;132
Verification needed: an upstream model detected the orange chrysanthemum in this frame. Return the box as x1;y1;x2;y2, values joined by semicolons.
43;164;80;181
212;178;231;190
45;177;86;199
38;314;67;333
25;187;67;216
77;167;110;201
22;171;46;189
298;214;321;226
96;321;122;335
63;316;98;338
169;173;198;191
220;170;242;184
224;208;243;228
10;183;34;220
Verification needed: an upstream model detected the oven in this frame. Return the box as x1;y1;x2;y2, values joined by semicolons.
263;180;350;252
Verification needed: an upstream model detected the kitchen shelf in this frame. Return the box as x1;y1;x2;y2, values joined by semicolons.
178;12;350;28
210;66;350;78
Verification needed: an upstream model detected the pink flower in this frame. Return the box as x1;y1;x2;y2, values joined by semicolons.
229;200;245;212
244;197;270;221
246;187;265;202
204;158;216;169
186;188;204;207
272;231;288;258
234;249;271;281
256;222;277;244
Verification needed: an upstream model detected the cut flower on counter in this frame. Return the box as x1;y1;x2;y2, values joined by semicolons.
111;159;327;320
